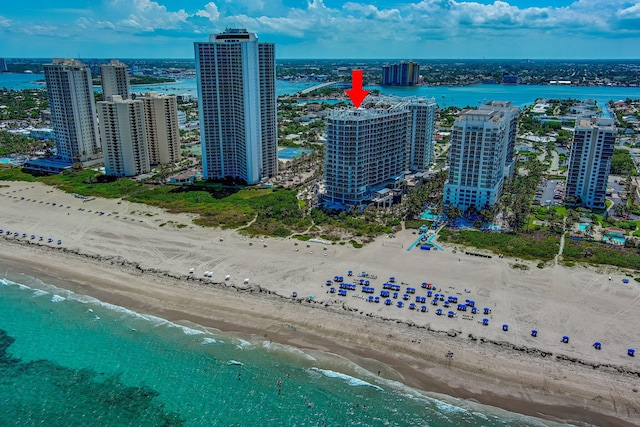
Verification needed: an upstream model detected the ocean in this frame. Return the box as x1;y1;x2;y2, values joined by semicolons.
2;72;640;110
0;271;568;426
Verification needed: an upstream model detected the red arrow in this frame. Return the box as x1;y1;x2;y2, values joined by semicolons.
345;70;369;108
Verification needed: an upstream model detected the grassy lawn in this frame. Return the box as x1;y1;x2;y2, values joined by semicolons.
438;229;560;261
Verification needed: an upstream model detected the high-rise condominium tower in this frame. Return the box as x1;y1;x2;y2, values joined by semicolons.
324;107;409;208
443;107;514;212
97;95;150;177
381;61;420;86
565;117;616;209
195;28;277;185
44;58;101;163
139;92;180;165
364;96;437;170
100;60;131;101
479;101;519;178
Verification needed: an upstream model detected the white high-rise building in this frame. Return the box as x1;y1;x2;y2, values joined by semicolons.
565;117;616;209
195;28;277;185
365;96;437;170
139;92;180;165
479;101;519;177
44;59;101;163
324;107;409;208
97;95;150;177
100;60;131;101
443;108;513;212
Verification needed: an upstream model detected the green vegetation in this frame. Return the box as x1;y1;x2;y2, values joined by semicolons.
610;149;637;176
310;208;392;239
0;168;145;198
500;158;544;230
0;167;310;236
404;170;447;220
404;219;432;230
439;228;560;261
563;240;640;270
0;88;48;120
92;76;175;86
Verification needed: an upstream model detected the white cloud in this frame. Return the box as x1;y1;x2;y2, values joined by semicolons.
2;0;640;58
617;3;640;19
110;0;189;31
97;20;116;29
343;3;401;20
196;2;220;21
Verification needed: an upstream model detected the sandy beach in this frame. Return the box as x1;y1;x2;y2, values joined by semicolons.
1;181;639;426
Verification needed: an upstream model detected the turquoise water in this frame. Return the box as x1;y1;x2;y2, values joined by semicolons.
420;209;441;221
0;273;568;426
603;235;626;243
278;148;313;159
578;223;589;231
0;74;315;97
3;73;640;109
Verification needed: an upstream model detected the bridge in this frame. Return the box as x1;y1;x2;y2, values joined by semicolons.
298;81;339;95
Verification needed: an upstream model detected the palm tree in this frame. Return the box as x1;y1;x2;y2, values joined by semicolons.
446;206;462;222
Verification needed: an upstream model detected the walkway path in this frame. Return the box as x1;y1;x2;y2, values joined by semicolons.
555;217;567;266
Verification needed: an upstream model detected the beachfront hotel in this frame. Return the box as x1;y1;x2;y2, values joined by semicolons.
138;92;181;166
195;28;277;185
443;104;518;212
381;61;420;86
97;95;150;177
100;60;131;101
44;59;101;163
565;117;616;209
323;107;410;209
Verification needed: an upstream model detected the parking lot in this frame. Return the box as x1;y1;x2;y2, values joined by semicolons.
534;178;565;206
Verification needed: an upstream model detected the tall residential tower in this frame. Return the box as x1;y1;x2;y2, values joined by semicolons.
139;92;180;165
364;96;437;170
324;107;409;208
44;58;101;163
444;108;512;212
479;101;519;178
195;28;277;185
100;60;131;101
565;117;616;209
381;61;420;86
97;95;150;177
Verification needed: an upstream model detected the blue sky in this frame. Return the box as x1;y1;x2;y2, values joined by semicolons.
1;0;639;59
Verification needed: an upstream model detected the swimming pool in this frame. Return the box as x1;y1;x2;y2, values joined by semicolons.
578;223;589;231
603;235;626;244
420;209;441;221
278;148;312;159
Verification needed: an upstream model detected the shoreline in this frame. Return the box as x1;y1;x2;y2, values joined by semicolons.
0;181;639;426
0;240;637;427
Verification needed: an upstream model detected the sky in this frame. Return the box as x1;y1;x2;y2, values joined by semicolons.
1;0;639;59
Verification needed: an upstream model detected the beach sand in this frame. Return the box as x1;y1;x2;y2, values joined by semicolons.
1;181;639;426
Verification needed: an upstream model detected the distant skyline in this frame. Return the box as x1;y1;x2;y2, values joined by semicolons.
1;0;639;59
